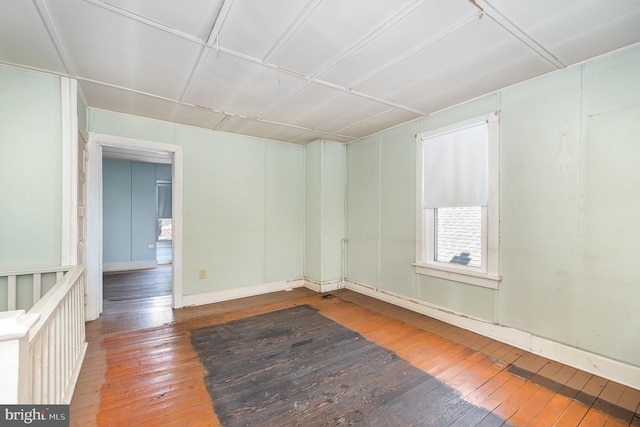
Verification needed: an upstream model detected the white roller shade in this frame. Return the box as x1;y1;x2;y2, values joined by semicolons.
422;121;488;208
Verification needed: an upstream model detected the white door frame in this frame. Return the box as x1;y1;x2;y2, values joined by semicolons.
86;133;184;320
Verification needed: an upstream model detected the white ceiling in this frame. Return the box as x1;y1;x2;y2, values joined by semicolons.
2;0;640;145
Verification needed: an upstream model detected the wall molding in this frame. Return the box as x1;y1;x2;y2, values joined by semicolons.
344;279;640;391
87;132;184;320
60;77;78;266
182;278;305;307
303;278;344;293
157;256;172;265
103;260;157;272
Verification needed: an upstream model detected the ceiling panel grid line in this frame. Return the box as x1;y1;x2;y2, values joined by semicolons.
305;0;431;81
202;44;425;117
257;117;356;141
35;0;75;75
205;0;235;46
179;45;216;102
350;10;481;90
475;0;565;69
82;0;206;45
333;107;397;134
3;0;639;144
261;0;325;63
78;75;354;141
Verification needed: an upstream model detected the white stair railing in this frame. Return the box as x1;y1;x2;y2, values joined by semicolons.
0;265;87;404
1;266;73;312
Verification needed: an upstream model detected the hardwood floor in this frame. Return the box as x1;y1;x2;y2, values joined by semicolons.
70;272;640;426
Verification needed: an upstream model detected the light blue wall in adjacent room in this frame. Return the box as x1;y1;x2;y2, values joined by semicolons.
103;160;169;264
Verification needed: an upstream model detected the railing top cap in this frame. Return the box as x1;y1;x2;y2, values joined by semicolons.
0;311;40;341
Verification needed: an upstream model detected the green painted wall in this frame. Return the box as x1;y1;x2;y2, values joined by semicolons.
304;140;345;283
90;111;304;295
304;142;322;281
78;95;87;131
346;45;640;367
0;66;62;271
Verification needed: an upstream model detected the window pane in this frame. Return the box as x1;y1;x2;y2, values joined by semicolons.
435;206;481;267
158;218;172;241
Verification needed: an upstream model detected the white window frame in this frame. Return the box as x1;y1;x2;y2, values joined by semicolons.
415;112;501;289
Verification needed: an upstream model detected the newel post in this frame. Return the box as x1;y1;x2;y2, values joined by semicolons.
0;310;40;403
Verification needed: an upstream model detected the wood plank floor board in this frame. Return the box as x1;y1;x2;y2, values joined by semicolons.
439;351;487;383
618;387;640;416
493;381;541;420
534;393;575;426
70;269;639;426
447;354;497;388
579;406;610;426
457;363;509;399
506;385;556;425
555;400;592;426
397;332;442;359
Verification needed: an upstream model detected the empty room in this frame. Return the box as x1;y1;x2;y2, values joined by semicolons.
1;0;640;426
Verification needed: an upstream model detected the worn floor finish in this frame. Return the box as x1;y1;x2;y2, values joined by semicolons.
70;270;640;426
191;305;508;426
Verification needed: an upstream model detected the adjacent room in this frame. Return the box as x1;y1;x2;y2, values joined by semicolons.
1;0;640;425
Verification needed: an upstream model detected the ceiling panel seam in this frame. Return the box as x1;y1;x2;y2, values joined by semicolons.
213;115;231;131
308;0;431;80
213;45;426;116
333;107;398;134
179;46;214;103
475;0;565;69
77;76;354;141
35;0;75;76
205;0;235;47
83;0;205;45
262;0;325;63
257;118;355;142
79;0;432;117
350;11;481;90
255;80;313;120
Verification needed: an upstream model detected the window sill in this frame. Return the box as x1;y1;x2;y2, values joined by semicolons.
413;263;501;289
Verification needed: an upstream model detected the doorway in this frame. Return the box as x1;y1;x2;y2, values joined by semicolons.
86;133;183;321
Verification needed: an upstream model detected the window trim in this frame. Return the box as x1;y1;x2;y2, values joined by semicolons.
415;112;501;289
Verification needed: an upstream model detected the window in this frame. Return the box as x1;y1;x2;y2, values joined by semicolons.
157;182;172;241
415;113;500;288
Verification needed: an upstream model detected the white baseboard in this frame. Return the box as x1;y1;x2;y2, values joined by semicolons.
156;256;172;265
182;278;305;307
103;260;157;272
303;278;344;293
345;280;640;391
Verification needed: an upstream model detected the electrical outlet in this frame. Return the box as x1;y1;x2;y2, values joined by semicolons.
199;269;206;279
